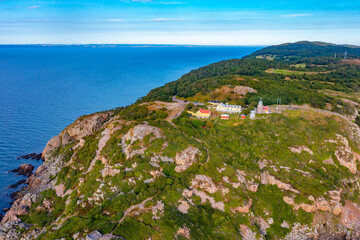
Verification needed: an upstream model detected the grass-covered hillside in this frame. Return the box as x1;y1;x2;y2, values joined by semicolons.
2;42;360;240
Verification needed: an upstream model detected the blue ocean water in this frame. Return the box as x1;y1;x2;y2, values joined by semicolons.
0;45;260;211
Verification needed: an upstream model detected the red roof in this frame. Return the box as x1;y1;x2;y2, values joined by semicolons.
199;109;210;114
263;106;269;109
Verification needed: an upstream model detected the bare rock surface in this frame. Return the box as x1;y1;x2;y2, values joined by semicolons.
261;172;299;193
175;146;199;172
341;201;360;230
177;200;190;214
10;164;34;177
232;199;252;213
42;112;109;158
1;193;37;224
335;134;358;173
64;113;109;141
289;146;313;155
176;227;191;239
87;127;111;173
239;225;259;240
258;217;270;236
191;175;217;194
121;124;164;159
182;187;225;212
18;153;42;160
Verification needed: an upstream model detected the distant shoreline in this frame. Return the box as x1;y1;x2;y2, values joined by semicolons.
0;44;267;48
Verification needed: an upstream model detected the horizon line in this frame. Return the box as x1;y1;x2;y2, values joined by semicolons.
0;43;267;47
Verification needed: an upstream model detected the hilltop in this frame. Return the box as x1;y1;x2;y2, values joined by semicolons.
1;42;360;240
246;41;360;62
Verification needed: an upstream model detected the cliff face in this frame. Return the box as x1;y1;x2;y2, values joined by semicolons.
1;102;360;240
41;112;110;159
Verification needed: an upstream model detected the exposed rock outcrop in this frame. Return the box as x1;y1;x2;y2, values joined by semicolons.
176;227;190;239
42;112;109;158
7;179;26;189
289;145;313;155
232;199;252;213
283;191;343;215
121;124;164;159
261;172;299;193
10;163;34;177
334;134;358;173
18;153;42;160
191;175;217;194
341;201;360;231
175;146;199;172
1;193;37;223
239;225;259;240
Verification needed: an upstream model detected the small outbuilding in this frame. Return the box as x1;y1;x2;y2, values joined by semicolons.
250;110;256;119
86;230;102;240
262;106;270;114
221;114;229;120
241;114;246;119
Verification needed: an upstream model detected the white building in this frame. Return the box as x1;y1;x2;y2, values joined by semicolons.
216;103;242;114
256;98;270;114
250;110;256;119
221;114;229;120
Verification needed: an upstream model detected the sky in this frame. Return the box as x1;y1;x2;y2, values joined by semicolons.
0;0;359;45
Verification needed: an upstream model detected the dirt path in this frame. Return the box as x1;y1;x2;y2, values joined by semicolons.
172;96;203;106
266;68;332;75
285;105;350;121
111;196;154;233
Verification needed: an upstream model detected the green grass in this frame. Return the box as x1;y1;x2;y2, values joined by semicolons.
256;55;276;60
294;63;306;68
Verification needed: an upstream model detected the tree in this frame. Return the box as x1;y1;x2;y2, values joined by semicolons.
356;116;360;127
185;103;194;110
206;121;215;128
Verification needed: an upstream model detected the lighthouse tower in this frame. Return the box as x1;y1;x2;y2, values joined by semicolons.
257;98;263;114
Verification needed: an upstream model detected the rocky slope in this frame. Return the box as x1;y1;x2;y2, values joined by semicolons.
1;103;360;239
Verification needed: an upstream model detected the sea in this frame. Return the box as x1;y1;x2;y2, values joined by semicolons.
0;45;260;212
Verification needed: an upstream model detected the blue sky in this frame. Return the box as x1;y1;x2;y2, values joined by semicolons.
0;0;359;45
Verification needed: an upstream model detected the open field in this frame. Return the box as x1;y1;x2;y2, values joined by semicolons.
320;89;360;105
265;68;331;75
256;54;276;60
290;63;306;68
342;59;360;66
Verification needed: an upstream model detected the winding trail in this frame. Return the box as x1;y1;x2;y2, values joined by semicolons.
285;105;350;121
111;196;154;233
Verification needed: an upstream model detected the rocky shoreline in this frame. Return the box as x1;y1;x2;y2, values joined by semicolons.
0;112;110;239
1;153;43;227
17;153;42;161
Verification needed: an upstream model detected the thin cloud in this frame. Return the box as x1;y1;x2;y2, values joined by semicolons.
282;13;312;17
106;19;126;22
103;18;184;23
27;5;40;9
142;18;184;22
122;0;185;4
